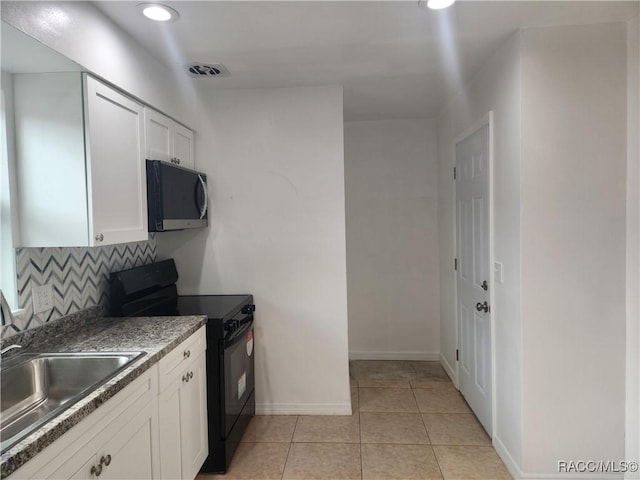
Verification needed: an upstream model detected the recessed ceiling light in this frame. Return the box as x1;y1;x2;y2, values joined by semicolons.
138;3;179;22
419;0;455;10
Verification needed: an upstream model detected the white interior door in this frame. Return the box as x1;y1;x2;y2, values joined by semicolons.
455;122;492;435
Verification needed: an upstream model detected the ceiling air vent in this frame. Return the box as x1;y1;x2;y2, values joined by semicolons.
187;63;230;78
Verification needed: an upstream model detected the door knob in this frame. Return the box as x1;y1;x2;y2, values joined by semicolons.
95;233;104;242
481;280;488;291
476;301;489;313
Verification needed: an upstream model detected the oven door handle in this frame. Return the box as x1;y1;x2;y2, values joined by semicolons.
225;317;254;348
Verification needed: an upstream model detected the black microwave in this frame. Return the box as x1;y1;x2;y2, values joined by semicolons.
146;159;208;232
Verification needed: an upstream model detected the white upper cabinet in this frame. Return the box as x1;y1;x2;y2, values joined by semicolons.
144;108;194;169
84;76;147;246
14;73;148;247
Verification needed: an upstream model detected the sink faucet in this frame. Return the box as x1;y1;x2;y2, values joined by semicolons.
1;344;22;355
1;289;16;327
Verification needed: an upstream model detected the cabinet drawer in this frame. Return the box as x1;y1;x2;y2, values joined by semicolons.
159;327;206;392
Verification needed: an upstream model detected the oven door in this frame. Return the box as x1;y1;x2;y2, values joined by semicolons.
223;319;255;438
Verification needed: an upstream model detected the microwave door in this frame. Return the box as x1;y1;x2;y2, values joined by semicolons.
146;160;208;231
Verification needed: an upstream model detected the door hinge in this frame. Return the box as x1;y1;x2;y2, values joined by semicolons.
456;349;459;361
454;258;458;271
453;167;457;180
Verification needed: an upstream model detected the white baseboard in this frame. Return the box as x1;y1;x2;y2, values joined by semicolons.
493;436;626;480
256;402;353;415
493;436;525;480
439;352;458;386
517;472;624;479
349;350;440;361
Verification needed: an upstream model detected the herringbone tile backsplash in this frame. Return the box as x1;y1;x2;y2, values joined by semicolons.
2;236;156;337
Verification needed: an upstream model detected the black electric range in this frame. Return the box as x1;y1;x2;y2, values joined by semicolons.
109;259;255;473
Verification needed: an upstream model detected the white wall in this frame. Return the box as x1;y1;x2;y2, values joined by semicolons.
344;119;439;361
439;22;630;477
157;85;351;415
0;71;19;308
520;22;628;474
626;15;640;478
437;31;523;468
0;1;196;126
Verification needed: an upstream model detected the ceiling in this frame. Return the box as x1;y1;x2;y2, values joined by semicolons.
94;1;639;121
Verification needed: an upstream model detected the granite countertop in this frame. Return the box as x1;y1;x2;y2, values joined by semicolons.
0;312;207;478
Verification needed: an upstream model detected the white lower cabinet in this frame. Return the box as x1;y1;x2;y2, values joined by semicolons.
49;397;157;480
12;366;160;480
158;329;208;480
9;327;208;480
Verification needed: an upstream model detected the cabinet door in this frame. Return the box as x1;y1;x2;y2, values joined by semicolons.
99;400;157;480
46;450;95;480
84;75;148;246
172;124;194;169
158;379;183;480
13;73;89;247
180;353;208;480
145;108;172;163
158;351;208;480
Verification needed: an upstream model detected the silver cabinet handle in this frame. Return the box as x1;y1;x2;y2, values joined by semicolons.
101;454;111;466
91;464;102;477
189;371;194;379
95;233;104;242
183;349;191;359
197;174;208;220
176;158;181;165
183;373;189;383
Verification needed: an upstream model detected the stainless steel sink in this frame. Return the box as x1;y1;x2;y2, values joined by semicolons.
0;351;145;454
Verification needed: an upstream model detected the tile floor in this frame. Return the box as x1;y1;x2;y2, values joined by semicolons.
197;361;512;480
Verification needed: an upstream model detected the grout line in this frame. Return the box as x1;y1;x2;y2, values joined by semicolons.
358;395;364;480
281;416;299;480
290;414;300;443
416;393;432;445
413;384;446;480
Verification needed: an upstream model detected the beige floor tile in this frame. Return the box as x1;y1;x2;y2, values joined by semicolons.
362;444;443;480
360;412;429;444
422;414;490;445
350;360;416;381
206;442;290;479
433;445;512;480
410;362;450;381
351;384;359;414
359;387;419;412
411;379;455;389
413;387;471;413
293;415;360;443
359;379;412;388
241;415;298;442
282;443;362;480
